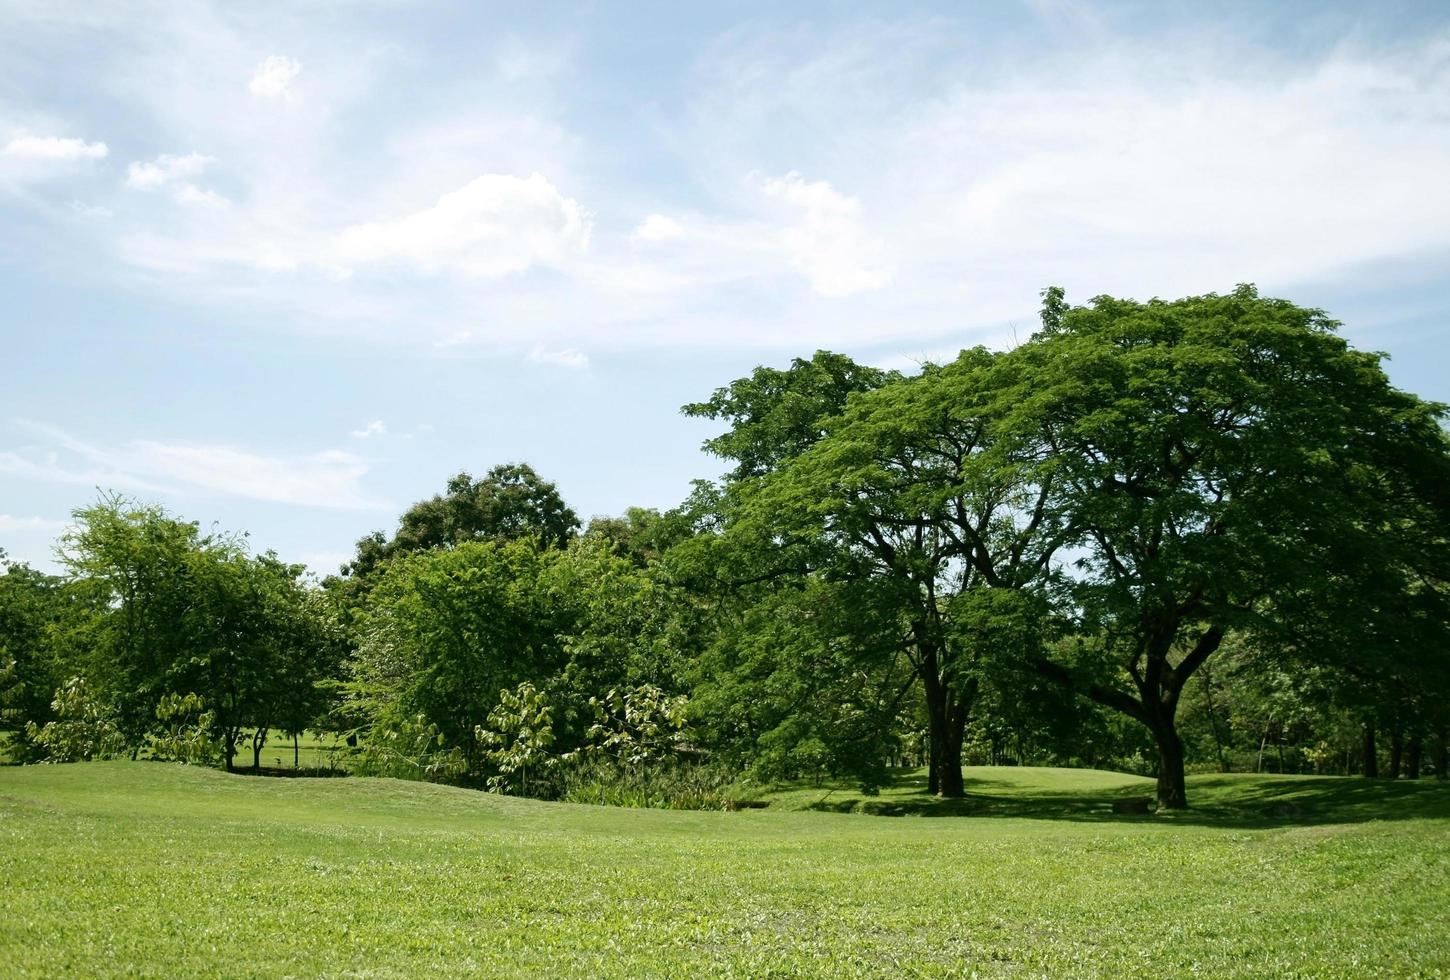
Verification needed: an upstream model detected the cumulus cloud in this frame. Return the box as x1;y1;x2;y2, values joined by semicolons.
334;172;591;278
125;152;211;190
631;213;686;244
758;172;895;297
350;419;387;439
527;345;589;369
249;55;302;99
3;135;109;160
0;423;386;510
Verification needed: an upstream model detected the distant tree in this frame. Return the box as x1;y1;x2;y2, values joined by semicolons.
0;556;103;760
61;496;342;770
345;463;579;581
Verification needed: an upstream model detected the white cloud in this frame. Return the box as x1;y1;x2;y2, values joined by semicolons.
125;152;211;190
69;200;113;220
758;172;895;297
1;423;386;510
350;419;387;439
631;213;685;244
527;345;589;369
15;7;1450;357
0;515;67;532
334;172;591;277
134;442;380;508
3;135;109;160
173;184;230;208
249;55;302;99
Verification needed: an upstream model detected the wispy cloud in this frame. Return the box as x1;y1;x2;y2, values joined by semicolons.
350;419;387;439
758;172;894;297
7;6;1450;355
3;134;108;161
1;423;387;510
125;152;212;190
0;514;68;533
527;346;589;369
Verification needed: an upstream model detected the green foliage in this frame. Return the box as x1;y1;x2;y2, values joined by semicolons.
24;677;126;762
683;349;894;481
344;463;580;582
352;713;466;782
558;756;741;810
146;692;220;765
59;496;341;770
477;681;556;795
0;557;105;761
346;539;559;770
584;684;690;767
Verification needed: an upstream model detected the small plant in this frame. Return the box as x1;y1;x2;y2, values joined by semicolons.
476;682;555;795
585;684;691;767
558;755;742;810
25;677;127;763
147;692;221;765
353;714;466;782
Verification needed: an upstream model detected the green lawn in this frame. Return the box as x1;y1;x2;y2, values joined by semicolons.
1;764;1446;977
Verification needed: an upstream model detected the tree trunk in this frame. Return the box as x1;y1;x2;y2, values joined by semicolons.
294;732;300;769
1388;729;1404;780
918;647;965;799
939;700;968;799
251;728;268;771
1363;723;1378;778
224;729;237;772
1199;669;1229;773
1434;728;1448;780
1405;736;1422;780
1154;723;1188;810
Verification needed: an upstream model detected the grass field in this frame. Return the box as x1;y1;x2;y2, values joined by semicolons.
1;763;1446;977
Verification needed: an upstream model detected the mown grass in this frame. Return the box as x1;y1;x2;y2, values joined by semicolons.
1;763;1446;977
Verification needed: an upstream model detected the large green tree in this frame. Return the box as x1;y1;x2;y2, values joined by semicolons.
1015;285;1450;807
690;348;1068;796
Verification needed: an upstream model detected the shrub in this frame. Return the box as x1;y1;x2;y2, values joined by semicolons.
25;677;127;763
559;756;743;810
146;692;221;765
353;714;466;782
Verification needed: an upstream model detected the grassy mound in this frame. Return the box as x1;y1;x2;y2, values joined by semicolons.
1;763;1446;977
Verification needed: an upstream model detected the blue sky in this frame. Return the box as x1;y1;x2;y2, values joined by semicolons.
3;1;1449;575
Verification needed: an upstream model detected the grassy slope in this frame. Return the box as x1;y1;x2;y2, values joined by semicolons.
1;764;1446;978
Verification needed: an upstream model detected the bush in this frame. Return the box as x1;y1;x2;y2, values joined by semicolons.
25;677;127;763
146;693;221;765
352;714;466;782
559;756;744;810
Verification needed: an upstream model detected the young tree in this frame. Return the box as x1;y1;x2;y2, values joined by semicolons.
346;539;561;772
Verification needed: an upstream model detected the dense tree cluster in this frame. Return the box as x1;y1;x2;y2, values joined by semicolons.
2;287;1447;809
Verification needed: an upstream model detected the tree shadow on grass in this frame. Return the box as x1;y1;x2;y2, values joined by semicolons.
803;772;1450;828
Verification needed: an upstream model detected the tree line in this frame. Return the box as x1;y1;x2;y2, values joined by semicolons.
2;286;1447;810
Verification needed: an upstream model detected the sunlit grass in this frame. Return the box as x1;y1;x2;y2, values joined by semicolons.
1;762;1446;977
